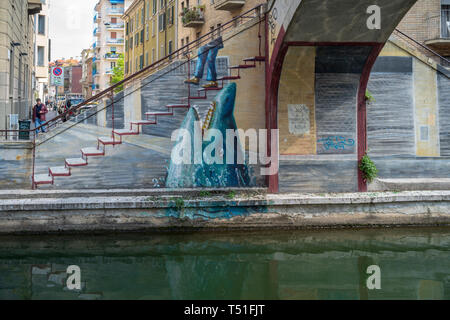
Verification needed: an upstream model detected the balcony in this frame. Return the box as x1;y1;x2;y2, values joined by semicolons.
94;13;101;23
214;0;246;11
425;12;450;57
105;68;114;75
93;27;100;36
28;0;42;15
105;22;125;30
105;52;120;59
106;38;124;45
181;7;205;28
107;8;124;16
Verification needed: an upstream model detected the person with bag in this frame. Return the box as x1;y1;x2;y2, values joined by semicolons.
33;98;48;134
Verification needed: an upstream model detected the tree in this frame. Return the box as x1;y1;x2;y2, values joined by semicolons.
110;53;124;93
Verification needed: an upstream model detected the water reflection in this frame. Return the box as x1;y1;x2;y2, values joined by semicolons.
0;228;448;300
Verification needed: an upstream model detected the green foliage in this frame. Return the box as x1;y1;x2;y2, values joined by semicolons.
365;89;375;103
171;197;185;211
227;191;236;200
199;191;212;197
110;53;124;93
182;7;203;25
359;153;378;183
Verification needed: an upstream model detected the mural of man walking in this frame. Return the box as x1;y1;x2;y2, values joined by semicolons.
185;36;224;89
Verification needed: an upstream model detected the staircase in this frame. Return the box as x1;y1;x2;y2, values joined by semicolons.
32;55;265;188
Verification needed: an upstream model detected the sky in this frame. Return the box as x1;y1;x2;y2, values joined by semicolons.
49;0;97;61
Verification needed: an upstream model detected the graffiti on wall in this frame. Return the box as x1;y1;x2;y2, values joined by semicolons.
317;136;355;151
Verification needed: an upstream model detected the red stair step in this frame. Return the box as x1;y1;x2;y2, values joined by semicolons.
98;137;121;145
181;96;207;100
198;87;223;92
65;158;88;167
243;56;265;62
145;112;173;116
229;65;255;69
167;104;190;109
113;129;139;136
218;76;241;81
81;147;105;157
130;119;157;125
33;174;53;185
49;166;70;177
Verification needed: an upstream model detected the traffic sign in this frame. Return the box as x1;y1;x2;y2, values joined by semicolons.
51;66;64;86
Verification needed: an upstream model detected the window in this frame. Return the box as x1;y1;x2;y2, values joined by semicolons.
160;44;165;58
9;48;14;97
442;5;450;38
140;55;144;70
168;40;173;55
146;1;150;19
111;47;117;53
141;8;145;25
129;36;133;49
38;15;45;34
125;61;128;74
181;38;184;47
145;52;149;66
159;13;166;32
37;46;45;66
153;0;157;14
146;25;149;40
126;22;129;35
152;48;155;63
160;0;165;10
111;32;117;39
168;6;174;25
111;17;117;24
152;19;156;36
111;62;116;68
140;29;144;43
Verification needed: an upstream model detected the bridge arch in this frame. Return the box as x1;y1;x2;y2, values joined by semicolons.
265;0;418;193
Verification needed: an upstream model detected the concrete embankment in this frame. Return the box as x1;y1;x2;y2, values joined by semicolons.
0;189;449;234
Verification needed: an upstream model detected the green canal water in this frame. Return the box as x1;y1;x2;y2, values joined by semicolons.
0;227;449;300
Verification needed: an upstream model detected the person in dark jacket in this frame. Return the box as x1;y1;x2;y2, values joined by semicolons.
33;98;48;134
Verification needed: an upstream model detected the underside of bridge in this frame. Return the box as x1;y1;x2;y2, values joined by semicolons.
266;0;418;193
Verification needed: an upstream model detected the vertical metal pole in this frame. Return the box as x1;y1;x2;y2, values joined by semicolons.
111;90;115;146
31;131;36;190
187;52;191;108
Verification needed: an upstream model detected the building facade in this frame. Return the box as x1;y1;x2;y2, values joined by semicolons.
397;0;450;57
123;0;178;77
0;0;41;131
93;0;131;95
34;0;50;102
177;0;265;50
81;48;94;99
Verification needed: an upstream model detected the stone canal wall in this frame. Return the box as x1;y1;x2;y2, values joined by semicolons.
0;190;448;234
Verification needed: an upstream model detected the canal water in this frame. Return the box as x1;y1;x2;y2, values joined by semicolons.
0;227;448;300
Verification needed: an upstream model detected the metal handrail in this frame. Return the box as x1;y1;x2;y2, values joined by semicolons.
393;28;450;66
0;3;264;139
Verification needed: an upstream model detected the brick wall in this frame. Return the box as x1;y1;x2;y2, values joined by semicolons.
397;0;441;43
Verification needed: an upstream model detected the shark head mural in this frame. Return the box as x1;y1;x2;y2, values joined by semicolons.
166;83;251;188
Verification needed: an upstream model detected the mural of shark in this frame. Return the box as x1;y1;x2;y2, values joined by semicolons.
166;83;251;188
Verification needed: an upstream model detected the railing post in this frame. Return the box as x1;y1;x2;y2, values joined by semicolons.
31;131;36;190
187;51;191;108
110;89;115;146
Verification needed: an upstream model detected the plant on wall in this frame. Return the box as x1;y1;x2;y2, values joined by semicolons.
359;153;378;183
365;89;375;104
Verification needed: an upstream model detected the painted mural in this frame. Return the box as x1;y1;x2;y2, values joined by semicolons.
166;83;251;188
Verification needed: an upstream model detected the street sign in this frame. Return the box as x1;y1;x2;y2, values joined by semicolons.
51;66;64;86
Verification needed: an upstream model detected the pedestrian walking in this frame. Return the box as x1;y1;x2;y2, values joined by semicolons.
33;98;48;134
